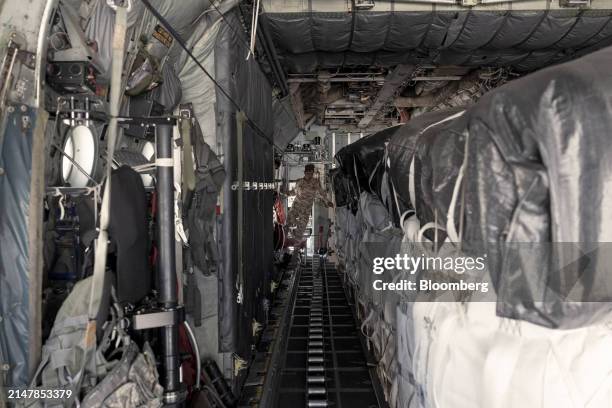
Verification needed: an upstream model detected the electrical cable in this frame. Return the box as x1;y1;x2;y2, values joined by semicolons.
139;0;279;149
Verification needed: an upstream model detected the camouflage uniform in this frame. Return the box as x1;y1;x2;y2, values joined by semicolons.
286;177;329;239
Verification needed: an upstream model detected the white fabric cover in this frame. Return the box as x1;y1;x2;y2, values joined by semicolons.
336;192;612;408
411;301;612;408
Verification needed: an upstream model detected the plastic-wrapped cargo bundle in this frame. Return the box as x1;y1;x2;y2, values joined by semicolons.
333;45;612;407
461;45;612;328
384;109;466;227
344;205;364;287
345;46;612;329
354;192;404;402
330;168;351;208
335;126;399;206
398;227;612;408
410;300;612;408
333;206;350;264
332;159;405;401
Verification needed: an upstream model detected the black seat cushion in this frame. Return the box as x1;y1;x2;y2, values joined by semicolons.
108;166;150;304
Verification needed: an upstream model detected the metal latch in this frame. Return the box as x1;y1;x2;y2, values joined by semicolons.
132;306;185;330
559;0;590;7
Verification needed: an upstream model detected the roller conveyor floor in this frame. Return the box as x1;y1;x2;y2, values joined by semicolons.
273;256;386;408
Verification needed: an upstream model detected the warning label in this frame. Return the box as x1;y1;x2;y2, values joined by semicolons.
152;24;173;48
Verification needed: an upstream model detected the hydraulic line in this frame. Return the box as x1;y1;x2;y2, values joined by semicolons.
184;321;201;390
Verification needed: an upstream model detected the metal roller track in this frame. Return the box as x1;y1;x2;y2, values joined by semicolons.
307;256;327;407
273;257;387;408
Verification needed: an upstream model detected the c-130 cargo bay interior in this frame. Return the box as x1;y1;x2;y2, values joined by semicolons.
2;0;612;407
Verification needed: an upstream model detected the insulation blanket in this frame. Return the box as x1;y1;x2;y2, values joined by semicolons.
262;11;612;74
273;95;301;149
177;4;276;367
212;10;275;362
142;0;276;375
0;108;37;386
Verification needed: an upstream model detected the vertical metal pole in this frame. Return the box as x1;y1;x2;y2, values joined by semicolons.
236;112;245;304
332;132;336;168
156;123;181;400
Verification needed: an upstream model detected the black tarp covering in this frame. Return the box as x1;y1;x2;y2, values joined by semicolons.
334;125;399;196
214;11;275;359
386;109;465;224
262;11;612;73
330;168;352;208
334;110;466;222
335;46;612;329
464;45;612;328
410;111;468;242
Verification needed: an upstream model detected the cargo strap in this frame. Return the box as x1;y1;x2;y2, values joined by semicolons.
408;110;465;220
446;133;469;245
236;111;246;304
88;0;128;347
175;182;189;245
179;105;196;194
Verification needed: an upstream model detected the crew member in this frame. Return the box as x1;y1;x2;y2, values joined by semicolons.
286;164;333;240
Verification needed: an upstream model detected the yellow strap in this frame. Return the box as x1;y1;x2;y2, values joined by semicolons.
180;118;196;191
